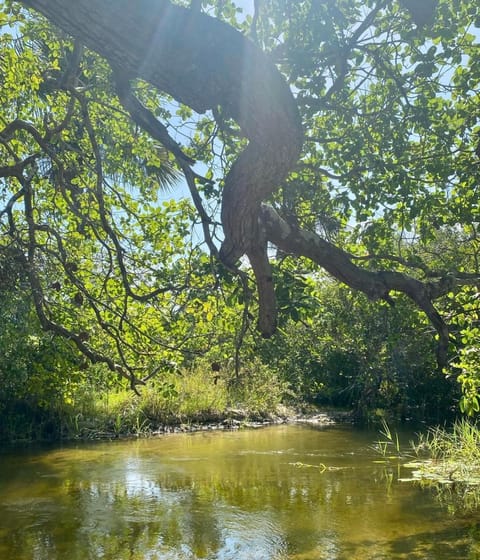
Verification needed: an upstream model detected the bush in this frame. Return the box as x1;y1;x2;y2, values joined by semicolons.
258;283;457;421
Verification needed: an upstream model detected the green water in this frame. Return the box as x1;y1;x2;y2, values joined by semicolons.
1;424;479;559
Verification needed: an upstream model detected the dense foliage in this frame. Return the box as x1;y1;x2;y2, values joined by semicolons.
0;0;479;438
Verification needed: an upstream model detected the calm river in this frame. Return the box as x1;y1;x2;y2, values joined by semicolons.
1;424;479;559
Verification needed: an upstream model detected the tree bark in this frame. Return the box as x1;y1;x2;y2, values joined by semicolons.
20;0;303;334
260;204;451;366
20;0;302;251
18;0;455;364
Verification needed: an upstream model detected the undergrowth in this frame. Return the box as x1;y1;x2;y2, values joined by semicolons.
404;419;480;511
1;359;288;442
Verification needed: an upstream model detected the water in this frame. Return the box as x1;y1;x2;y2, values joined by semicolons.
1;424;479;559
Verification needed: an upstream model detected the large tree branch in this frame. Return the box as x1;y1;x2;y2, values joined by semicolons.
20;0;303;337
17;0;455;368
260;204;452;367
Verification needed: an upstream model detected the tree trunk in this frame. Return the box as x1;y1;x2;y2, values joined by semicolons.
18;0;453;363
21;0;303;334
20;0;303;255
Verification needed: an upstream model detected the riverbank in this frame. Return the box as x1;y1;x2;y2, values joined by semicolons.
1;359;357;443
148;407;354;436
1;361;358;444
70;405;355;441
0;401;355;444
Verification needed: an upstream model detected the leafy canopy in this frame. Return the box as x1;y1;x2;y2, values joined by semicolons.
0;0;479;396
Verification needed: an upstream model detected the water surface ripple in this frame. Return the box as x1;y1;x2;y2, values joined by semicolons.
1;424;479;559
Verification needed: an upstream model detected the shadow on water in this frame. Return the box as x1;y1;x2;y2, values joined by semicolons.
1;424;480;559
337;523;480;560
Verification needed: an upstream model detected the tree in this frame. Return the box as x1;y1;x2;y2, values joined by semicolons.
2;0;479;390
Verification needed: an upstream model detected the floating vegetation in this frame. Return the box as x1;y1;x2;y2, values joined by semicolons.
400;419;480;511
289;462;327;472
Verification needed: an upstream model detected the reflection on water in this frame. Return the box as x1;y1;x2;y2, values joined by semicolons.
1;424;480;559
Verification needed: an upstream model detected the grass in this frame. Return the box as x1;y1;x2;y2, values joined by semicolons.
402;419;480;511
47;359;289;440
372;419;402;461
370;419;480;511
407;419;480;482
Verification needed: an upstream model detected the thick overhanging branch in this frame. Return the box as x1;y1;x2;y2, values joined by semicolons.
19;0;303;339
15;0;456;370
260;204;453;367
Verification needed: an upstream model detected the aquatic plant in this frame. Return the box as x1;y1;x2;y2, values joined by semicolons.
402;419;480;511
372;419;402;461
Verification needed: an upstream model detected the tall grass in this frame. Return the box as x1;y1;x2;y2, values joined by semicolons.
1;358;290;442
59;360;288;439
405;419;480;511
413;418;480;471
374;419;401;458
